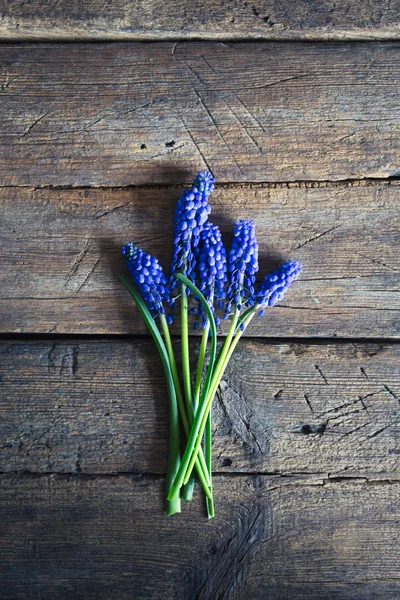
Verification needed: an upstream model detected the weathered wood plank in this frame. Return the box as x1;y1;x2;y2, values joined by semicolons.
1;0;400;41
0;474;399;599
0;182;398;337
1;340;398;477
0;42;399;185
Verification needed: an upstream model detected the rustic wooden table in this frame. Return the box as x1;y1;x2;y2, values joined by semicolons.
0;2;399;599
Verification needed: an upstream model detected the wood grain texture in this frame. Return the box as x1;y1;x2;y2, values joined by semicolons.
1;0;400;41
0;12;398;600
0;474;399;599
1;42;399;185
1;182;398;337
1;340;398;477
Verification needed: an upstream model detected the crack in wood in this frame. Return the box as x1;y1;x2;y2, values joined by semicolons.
384;384;399;402
220;95;264;154
218;380;266;455
208;508;265;600
317;396;369;419
65;238;91;285
229;90;267;133
20;112;49;138
236;73;310;91
303;393;314;413
94;200;135;219
187;86;245;177
314;364;329;385
354;251;398;273
180;115;213;173
182;59;207;86
368;421;398;439
201;54;218;76
1;74;19;91
293;226;339;251
75;256;102;293
338;421;372;439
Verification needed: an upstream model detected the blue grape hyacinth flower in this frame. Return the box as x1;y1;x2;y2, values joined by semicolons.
197;222;227;327
120;169;304;519
224;219;258;318
256;260;302;314
169;171;214;291
122;242;173;318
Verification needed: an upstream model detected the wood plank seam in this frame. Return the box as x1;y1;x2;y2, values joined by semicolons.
1;472;399;483
1;176;399;191
0;335;399;343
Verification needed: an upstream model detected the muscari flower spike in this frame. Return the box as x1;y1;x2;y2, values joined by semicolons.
224;219;259;319
169;171;214;291
122;242;173;321
196;222;227;327
256;260;302;316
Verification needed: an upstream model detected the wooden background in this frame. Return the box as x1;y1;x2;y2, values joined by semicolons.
0;2;399;599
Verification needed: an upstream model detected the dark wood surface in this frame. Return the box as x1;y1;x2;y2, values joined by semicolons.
1;340;399;476
1;182;398;337
1;4;399;599
1;0;400;41
1;474;399;600
1;43;399;186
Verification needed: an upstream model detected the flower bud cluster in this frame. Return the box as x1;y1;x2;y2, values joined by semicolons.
224;220;258;317
122;174;302;326
197;222;227;327
256;260;302;314
122;242;172;317
169;171;214;290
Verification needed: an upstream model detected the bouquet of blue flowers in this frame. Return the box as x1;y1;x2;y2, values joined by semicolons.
120;172;301;518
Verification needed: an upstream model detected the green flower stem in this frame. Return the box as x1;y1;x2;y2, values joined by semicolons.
167;273;218;509
167;309;243;501
119;275;181;515
180;309;256;487
206;309;256;409
204;408;214;518
181;282;193;421
165;391;182;517
205;309;240;399
194;322;214;518
180;281;197;499
159;314;212;499
194;322;210;407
